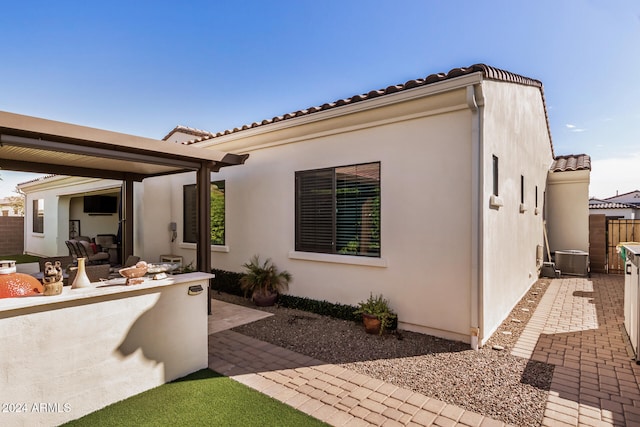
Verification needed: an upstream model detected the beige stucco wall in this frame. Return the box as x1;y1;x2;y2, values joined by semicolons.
147;82;477;341
480;81;554;343
547;169;590;253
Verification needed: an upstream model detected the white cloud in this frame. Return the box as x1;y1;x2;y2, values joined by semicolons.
589;155;640;198
565;123;586;132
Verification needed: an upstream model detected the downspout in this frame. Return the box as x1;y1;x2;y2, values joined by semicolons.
467;84;484;350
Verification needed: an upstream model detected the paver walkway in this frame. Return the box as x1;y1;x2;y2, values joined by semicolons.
209;274;640;426
209;329;508;426
513;274;640;426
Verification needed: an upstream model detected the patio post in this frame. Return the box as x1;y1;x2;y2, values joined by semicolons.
121;178;134;263
196;162;213;314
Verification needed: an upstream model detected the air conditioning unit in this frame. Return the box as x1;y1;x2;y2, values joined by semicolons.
555;250;589;276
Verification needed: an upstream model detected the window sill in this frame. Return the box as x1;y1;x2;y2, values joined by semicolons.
178;242;230;253
288;251;388;268
31;233;45;238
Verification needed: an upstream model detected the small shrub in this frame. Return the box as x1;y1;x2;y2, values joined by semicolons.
239;255;291;298
354;293;397;335
278;295;360;322
211;268;244;296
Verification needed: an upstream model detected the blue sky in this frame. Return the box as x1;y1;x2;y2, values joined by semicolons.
0;0;638;198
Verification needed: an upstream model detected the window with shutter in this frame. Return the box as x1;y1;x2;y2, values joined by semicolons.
183;181;225;245
295;162;380;257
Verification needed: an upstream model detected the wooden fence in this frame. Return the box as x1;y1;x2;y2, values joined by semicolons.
608;219;640;273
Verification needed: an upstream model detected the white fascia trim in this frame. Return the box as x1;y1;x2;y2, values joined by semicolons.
20;175;122;196
196;73;484;151
288;251;388;267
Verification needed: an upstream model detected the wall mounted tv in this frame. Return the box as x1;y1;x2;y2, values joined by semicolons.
83;195;118;214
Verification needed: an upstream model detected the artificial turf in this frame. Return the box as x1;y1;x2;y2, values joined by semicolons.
62;369;329;427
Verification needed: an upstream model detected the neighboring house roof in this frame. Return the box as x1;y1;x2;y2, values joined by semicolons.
16;174;57;188
589;200;635;209
550;154;591;172
603;189;640;206
179;63;553;154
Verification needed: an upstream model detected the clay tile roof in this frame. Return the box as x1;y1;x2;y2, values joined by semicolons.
182;63;551;148
16;174;58;187
550;154;591;172
162;125;214;141
589;200;634;209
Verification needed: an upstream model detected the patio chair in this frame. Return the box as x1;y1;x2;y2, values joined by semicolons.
76;240;110;265
65;240;81;258
95;234;119;264
68;263;111;285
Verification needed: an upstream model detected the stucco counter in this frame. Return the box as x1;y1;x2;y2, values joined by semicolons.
0;272;213;427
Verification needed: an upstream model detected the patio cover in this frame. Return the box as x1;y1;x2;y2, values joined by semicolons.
0;111;248;180
0;111;248;313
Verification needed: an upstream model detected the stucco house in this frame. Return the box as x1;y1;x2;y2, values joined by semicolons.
17;64;589;347
0;197;22;217
589;190;640;220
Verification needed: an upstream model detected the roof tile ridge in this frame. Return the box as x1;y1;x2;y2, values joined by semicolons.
184;64;548;145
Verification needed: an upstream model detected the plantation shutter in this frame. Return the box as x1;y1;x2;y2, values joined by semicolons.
295;168;334;253
183;184;197;243
336;163;380;256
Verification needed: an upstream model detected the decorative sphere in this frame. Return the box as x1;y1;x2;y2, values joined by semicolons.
0;273;44;298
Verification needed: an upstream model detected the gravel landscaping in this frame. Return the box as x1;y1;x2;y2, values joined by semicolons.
215;278;554;427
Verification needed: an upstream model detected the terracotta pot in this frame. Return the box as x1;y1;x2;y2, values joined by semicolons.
362;313;381;334
252;291;278;307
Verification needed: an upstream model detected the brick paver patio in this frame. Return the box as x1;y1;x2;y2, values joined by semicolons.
210;274;639;426
513;274;639;426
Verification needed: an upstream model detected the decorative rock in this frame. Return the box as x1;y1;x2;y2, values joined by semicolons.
521;308;530;312
492;345;505;351
502;331;512;335
527;300;535;303
511;318;522;323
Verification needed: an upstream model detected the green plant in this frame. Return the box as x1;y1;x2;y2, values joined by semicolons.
211;268;244;296
175;261;195;274
240;255;292;297
354;293;397;335
279;295;359;321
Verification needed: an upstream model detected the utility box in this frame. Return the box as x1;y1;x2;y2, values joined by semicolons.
555;250;589;276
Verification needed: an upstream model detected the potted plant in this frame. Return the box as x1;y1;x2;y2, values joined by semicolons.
354;293;397;335
240;255;292;307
